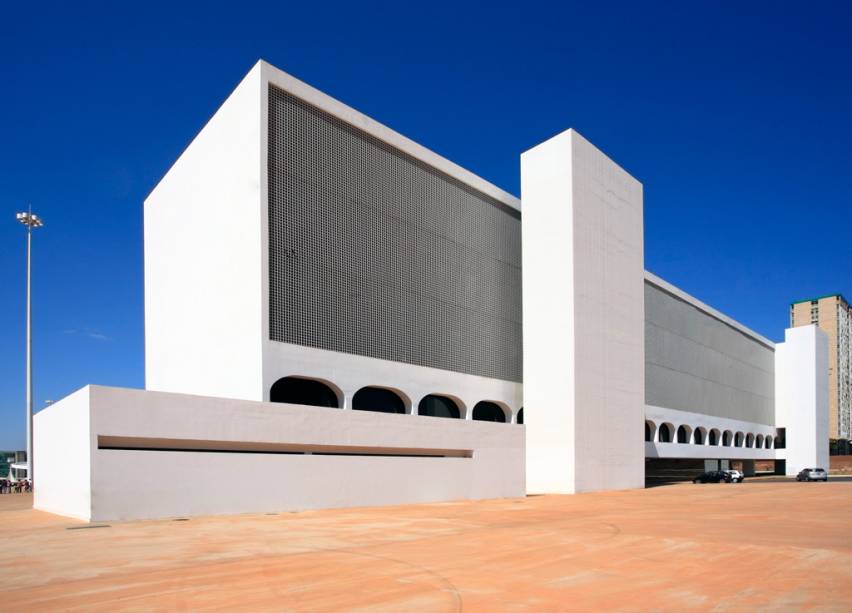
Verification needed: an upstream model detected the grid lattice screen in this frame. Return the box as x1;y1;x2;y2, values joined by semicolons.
268;85;522;382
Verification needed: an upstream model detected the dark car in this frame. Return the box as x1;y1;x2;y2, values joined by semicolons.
692;471;731;484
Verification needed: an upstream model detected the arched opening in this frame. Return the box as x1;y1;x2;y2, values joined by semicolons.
765;435;773;449
746;433;755;448
723;430;733;446
658;423;674;443
756;434;764;448
517;408;524;425
735;432;744;447
709;429;720;446
270;376;339;408
472;401;507;422
693;428;705;445
352;387;406;414
418;395;461;419
676;425;690;444
645;420;656;442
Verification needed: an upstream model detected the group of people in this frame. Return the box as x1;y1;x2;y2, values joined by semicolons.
0;478;31;494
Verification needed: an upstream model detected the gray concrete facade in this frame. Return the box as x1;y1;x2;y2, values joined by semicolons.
267;85;522;383
645;278;775;425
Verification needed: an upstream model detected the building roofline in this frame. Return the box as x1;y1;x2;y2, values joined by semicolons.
258;60;521;212
644;271;775;349
790;294;847;307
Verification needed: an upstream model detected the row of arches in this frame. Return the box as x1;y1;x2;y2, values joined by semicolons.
270;377;524;424
645;420;775;449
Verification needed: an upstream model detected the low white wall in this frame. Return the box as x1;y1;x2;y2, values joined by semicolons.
33;387;92;521
68;386;524;521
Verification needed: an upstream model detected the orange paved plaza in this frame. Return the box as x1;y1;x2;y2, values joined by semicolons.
2;481;852;611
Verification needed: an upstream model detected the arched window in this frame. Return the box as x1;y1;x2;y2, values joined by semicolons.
418;395;461;419
746;433;755;448
676;425;690;443
723;430;733;446
658;423;673;443
270;377;339;408
709;429;720;446
693;428;705;445
756;434;764;448
735;432;744;447
765;435;773;449
352;387;406;414
517;408;524;425
645;420;658;442
472;401;506;422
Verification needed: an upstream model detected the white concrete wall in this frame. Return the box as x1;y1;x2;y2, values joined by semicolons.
645;442;775;461
775;326;830;475
522;129;645;494
262;341;523;420
521;130;575;492
33;387;92;521
37;386;523;522
144;63;264;401
644;405;776;460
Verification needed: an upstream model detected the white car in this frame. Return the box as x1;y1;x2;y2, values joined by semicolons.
725;469;744;483
796;468;828;482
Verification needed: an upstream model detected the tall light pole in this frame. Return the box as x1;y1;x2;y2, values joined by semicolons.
16;209;43;486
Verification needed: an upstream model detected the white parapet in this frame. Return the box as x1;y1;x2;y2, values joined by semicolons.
34;385;525;522
521;129;645;494
775;326;830;475
644;405;778;460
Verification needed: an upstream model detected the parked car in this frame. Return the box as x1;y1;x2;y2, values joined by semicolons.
725;469;745;483
692;471;731;484
796;468;828;482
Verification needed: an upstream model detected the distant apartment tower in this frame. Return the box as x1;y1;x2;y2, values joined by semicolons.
791;294;852;440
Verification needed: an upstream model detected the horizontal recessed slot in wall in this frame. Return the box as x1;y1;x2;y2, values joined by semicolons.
97;436;472;458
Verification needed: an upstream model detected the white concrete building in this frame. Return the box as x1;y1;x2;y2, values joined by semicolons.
35;60;829;521
143;61;523;417
640;275;827;478
775;326;830;475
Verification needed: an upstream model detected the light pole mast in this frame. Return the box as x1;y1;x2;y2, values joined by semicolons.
16;209;43;486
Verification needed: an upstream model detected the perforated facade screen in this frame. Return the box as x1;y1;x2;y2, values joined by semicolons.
268;85;522;382
645;281;775;425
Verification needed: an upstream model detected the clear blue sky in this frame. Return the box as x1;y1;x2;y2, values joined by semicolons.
1;1;850;448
